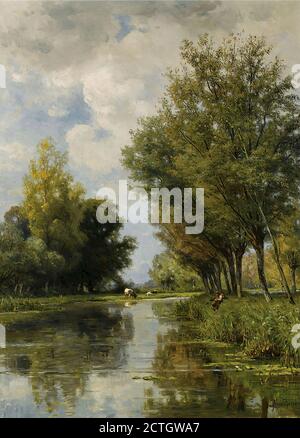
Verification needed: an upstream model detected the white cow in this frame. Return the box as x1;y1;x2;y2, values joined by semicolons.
124;288;137;298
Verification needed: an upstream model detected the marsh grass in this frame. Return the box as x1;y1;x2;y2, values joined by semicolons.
0;296;46;312
174;295;300;366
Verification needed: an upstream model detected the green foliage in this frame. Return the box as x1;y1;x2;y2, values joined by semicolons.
122;33;300;301
242;249;283;289
23;138;86;268
0;223;26;289
0;139;136;296
279;204;300;292
4;205;30;239
174;296;300;366
69;198;137;292
0;296;46;312
0;222;64;295
149;252;203;291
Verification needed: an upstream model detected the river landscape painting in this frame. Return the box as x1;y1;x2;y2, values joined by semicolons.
1;0;300;426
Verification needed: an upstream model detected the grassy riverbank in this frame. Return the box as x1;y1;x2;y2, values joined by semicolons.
174;295;300;367
0;291;199;313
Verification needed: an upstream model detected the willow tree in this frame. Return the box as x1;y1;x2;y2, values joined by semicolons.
170;34;300;303
123;34;300;303
123;115;248;297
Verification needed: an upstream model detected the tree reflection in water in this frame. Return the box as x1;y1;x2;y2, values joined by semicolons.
1;304;134;415
145;301;300;418
1;300;300;417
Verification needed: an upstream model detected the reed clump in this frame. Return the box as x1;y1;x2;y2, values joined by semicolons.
174;296;300;366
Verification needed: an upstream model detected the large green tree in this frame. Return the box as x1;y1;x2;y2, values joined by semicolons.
123;115;248;297
70;199;136;292
123;34;300;303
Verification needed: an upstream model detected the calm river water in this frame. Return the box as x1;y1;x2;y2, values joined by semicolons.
0;298;300;417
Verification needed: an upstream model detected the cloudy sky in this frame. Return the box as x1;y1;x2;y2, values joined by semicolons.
0;0;299;282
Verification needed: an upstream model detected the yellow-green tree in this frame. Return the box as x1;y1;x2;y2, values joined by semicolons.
23;139;85;270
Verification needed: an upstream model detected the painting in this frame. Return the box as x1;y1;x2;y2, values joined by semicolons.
0;0;300;423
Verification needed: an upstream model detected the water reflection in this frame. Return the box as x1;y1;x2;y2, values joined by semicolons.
0;304;134;416
0;299;300;417
145;302;300;418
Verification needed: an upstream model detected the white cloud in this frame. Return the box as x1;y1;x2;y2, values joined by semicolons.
1;1;299;177
48;105;69;118
66;124;121;173
0;142;29;172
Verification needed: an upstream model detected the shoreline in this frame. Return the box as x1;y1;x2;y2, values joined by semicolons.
0;291;199;315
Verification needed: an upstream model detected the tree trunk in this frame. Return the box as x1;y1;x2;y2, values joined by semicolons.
256;204;295;304
253;241;272;302
211;272;219;292
201;273;210;294
207;275;216;294
222;262;232;295
271;236;295;304
214;262;223;292
235;252;243;298
226;252;237;296
290;266;297;295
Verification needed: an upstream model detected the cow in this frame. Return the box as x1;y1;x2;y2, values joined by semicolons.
124;288;137;298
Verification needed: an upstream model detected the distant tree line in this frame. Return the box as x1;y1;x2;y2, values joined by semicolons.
0;139;136;296
149;252;203;291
